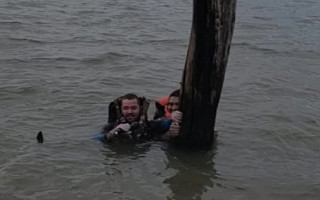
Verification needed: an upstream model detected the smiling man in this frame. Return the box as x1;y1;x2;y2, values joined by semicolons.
102;93;146;141
153;89;183;140
121;95;141;123
154;89;180;119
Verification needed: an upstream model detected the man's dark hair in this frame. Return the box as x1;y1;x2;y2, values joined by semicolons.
169;89;180;98
122;93;139;101
120;93;141;108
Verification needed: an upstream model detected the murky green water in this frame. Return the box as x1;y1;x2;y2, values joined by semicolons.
1;0;319;199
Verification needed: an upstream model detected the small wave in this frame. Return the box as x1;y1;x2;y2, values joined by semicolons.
0;57;79;63
231;42;251;47
81;57;106;64
58;36;108;44
249;46;279;55
55;57;79;62
30;57;79;62
8;37;45;44
80;52;130;64
105;52;130;58
0;86;38;96
238;23;279;31
232;42;279;55
147;38;184;44
252;16;273;22
233;39;319;58
0;21;22;25
0;58;25;63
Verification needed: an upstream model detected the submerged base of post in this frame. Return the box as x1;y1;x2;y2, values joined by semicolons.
174;131;218;150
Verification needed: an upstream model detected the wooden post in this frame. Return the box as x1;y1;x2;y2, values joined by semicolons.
178;0;237;149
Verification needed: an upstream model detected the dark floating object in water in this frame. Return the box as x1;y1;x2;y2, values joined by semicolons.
37;131;44;143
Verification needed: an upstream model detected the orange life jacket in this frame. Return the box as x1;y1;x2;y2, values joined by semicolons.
156;96;171;118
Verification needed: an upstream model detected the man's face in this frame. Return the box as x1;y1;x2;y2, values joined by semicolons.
168;96;179;113
121;98;140;123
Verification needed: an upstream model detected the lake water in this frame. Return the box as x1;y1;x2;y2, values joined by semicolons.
0;0;319;199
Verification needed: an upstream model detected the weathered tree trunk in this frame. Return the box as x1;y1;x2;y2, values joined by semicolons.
178;0;237;149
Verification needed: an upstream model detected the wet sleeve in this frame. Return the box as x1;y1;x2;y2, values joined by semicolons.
102;123;116;134
147;119;172;135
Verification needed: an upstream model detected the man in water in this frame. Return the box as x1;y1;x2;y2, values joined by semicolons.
154;89;183;139
154;89;180;119
102;93;149;142
102;93;175;142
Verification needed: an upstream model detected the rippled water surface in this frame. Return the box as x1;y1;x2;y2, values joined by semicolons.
1;0;320;199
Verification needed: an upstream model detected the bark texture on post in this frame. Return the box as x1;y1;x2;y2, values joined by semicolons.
178;0;237;148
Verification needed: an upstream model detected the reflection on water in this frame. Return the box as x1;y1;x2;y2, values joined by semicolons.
102;141;153;159
101;139;218;199
163;144;217;200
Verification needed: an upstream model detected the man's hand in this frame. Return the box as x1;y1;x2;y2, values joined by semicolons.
168;122;180;137
114;123;131;133
105;123;131;141
166;111;183;138
171;111;182;123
